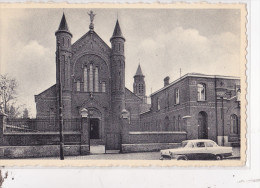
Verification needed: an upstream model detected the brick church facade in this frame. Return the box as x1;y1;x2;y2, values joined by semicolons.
35;13;149;147
35;12;240;149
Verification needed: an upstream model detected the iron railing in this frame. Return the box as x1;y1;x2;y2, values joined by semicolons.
5;118;81;133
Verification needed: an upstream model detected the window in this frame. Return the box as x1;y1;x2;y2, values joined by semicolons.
196;142;205;147
157;98;160;110
175;88;180;104
173;116;176;131
89;64;93;92
83;67;87;92
178;115;181;131
205;142;217;147
102;82;106;92
197;83;206;101
76;80;80;91
95;67;99;92
236;88;241;101
231;114;239;134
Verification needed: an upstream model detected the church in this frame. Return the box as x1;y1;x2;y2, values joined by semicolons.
34;12;149;148
35;11;241;152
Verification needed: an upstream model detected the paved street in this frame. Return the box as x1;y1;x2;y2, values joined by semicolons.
20;147;240;160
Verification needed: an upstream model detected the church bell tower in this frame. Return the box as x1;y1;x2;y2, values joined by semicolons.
55;13;73;118
110;20;126;131
133;64;146;103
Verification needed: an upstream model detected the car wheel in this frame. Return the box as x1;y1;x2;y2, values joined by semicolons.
215;155;222;160
178;156;188;160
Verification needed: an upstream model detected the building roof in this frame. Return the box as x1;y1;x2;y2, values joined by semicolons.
134;64;144;77
110;20;125;41
58;13;70;31
150;73;240;96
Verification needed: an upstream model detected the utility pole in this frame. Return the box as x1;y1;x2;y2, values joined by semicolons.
180;68;182;78
221;97;225;146
57;42;64;160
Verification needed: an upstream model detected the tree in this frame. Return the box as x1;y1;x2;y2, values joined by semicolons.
22;108;29;118
0;74;31;118
0;74;18;115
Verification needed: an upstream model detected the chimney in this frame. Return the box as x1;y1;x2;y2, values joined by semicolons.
164;76;170;87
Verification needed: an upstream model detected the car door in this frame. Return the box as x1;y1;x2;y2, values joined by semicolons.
193;142;207;160
205;141;218;159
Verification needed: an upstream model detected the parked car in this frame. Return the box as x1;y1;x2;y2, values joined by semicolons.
160;139;233;160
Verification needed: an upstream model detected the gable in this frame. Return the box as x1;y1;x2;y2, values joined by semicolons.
125;87;142;102
71;31;111;57
35;84;56;102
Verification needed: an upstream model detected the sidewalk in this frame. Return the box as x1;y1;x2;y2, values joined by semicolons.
227;147;240;159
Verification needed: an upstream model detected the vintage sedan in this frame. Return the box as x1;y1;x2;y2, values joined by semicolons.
160;139;233;160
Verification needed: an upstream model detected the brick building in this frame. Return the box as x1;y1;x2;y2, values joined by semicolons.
34;13;149;149
140;73;241;145
34;12;240;150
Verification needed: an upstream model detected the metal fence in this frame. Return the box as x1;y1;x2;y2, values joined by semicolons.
5;118;81;133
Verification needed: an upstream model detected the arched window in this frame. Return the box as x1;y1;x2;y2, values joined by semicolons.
95;67;99;92
164;116;170;131
173;116;176;131
76;80;80;92
178;115;181;131
175;88;180;104
197;83;206;101
236;88;241;101
231;114;239;134
89;64;93;92
157;98;160;110
102;82;106;92
83;67;87;92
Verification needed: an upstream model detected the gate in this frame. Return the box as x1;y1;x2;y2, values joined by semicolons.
105;133;121;151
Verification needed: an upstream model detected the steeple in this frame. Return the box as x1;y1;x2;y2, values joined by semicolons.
55;13;72;37
133;64;146;103
110;20;125;41
58;13;69;31
135;64;144;77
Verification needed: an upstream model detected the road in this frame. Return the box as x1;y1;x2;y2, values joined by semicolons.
20;148;240;160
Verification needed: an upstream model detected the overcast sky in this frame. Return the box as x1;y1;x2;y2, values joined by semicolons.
0;8;241;116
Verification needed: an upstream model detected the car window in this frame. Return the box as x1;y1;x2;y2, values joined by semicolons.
205;142;214;147
196;142;205;147
182;141;188;148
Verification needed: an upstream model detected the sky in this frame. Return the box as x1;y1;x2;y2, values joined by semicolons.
0;8;241;117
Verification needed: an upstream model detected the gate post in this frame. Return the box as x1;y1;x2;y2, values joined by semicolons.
80;108;90;155
120;109;129;153
0;112;7;146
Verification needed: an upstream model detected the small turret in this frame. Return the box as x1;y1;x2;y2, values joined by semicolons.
110;20;125;55
55;13;73;97
55;13;72;51
110;19;126;132
133;64;146;103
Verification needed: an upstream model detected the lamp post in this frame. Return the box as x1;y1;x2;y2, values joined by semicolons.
57;41;64;160
221;97;225;146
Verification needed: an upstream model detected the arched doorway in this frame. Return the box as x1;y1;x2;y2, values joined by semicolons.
230;114;239;134
198;111;208;139
90;118;100;139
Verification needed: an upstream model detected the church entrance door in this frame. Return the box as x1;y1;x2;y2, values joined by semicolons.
90;118;100;139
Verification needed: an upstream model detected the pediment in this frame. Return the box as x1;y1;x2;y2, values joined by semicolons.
71;31;111;57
